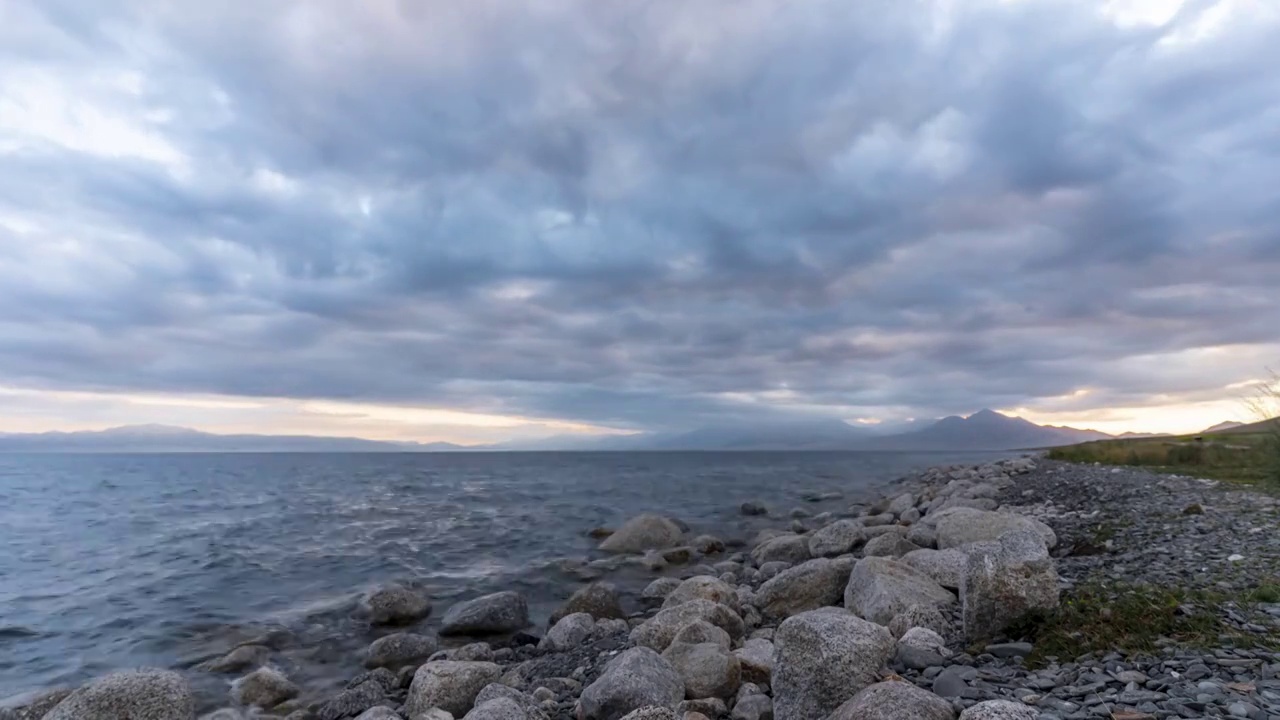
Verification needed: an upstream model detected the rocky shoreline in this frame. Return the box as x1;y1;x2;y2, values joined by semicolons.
8;456;1280;720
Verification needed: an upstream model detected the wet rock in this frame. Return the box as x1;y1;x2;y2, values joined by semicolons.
773;608;894;720
827;680;954;720
642;578;683;605
579;648;684;720
663;576;741;612
750;535;811;566
551;582;626;624
844;556;956;625
693;535;726;555
317;679;387;720
631;600;745;651
231;667;299;709
404;661;503;718
740;502;769;517
43;670;194;720
441;592;530;636
199;645;270;673
753;557;853;619
540;613;596;652
365;632;440;669
807;520;865;557
365;584;433;626
600;515;685;553
451;642;496;662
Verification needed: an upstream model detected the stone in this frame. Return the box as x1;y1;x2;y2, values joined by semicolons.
663;547;695;564
365;632;440;668
415;711;455;720
889;493;917;517
750;535;811;566
462;698;527;720
740;502;769;516
43;670;194;720
889;605;949;639
355;709;401;720
663;576;741;612
230;667;298;708
730;694;773;720
960;530;1059;641
907;525;938;549
365;584;433;626
348;668;398;693
643;578;683;604
756;562;792;581
451;642;495;661
621;709;679;720
663;642;741;699
932;509;1056;550
539;612;596;652
317;680;386;720
670;619;733;651
694;535;727;555
901;548;968;590
441;592;530;635
957;700;1037;719
983;642;1032;659
773;608;895;720
600;514;685;553
901;508;922;524
404;661;503;718
733;639;774;684
199;645;270;673
631;600;745;651
827;680;955;720
862;533;922;558
896;627;950;670
473;684;542;714
807;520;865;557
551;582;626;623
844;556;956;625
753;558;853;619
579;648;684;720
931;667;969;698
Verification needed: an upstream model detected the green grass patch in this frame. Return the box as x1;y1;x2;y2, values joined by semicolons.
1046;431;1280;487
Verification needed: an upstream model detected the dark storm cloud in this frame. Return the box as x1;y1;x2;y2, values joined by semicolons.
1;0;1278;431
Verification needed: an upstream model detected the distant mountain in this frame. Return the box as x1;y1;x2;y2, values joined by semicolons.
0;425;471;453
1205;418;1279;435
860;409;1111;451
1202;421;1245;434
1116;431;1171;439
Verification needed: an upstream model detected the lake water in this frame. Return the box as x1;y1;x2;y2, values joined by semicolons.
0;450;1006;708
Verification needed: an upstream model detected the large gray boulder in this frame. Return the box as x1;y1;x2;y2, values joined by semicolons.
961;530;1059;641
404;661;502;717
550;582;626;623
733;639;775;685
772;609;895;720
888;493;917;517
461;698;525;720
806;520;865;557
364;583;432;626
662;576;740;612
826;681;955;720
753;558;853;619
844;557;955;625
669;619;732;651
888;605;949;639
599;515;684;553
862;534;922;558
441;592;530;635
750;535;810;566
730;694;773;720
230;667;299;708
316;680;387;720
906;524;938;549
901;548;968;590
631;599;745;651
43;670;193;720
365;632;439;668
895;627;951;670
662;641;741;699
933;509;1056;550
578;648;684;720
957;700;1038;720
539;612;596;652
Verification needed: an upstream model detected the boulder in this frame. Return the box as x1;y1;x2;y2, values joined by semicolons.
753;558;853;619
621;708;679;720
316;680;386;720
43;670;193;720
826;680;954;720
462;698;526;720
901;508;921;524
551;582;626;624
740;502;769;516
888;605;949;639
750;535;810;566
895;627;950;670
931;497;999;514
843;557;955;625
933;509;1056;550
365;584;432;626
539;613;596;652
1;688;72;720
663;576;740;612
631;600;745;651
642;578;683;604
365;632;440;669
472;684;543;718
756;561;791;581
888;493;917;517
451;642;496;662
348;668;398;693
730;694;772;720
957;700;1038;720
772;609;895;720
441;592;530;635
693;535;726;555
906;524;938;549
662;547;695;565
600;515;685;553
199;645;270;673
676;699;725;718
355;709;401;720
231;667;299;708
404;661;502;718
862;534;922;558
732;639;774;685
415;711;455;720
670;619;732;651
901;548;968;590
862;525;907;540
662;642;741;699
961;530;1059;641
579;648;684;720
806;520;865;558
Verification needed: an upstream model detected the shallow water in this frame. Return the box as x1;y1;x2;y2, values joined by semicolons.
0;450;1004;707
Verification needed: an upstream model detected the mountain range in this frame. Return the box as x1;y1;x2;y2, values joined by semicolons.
0;410;1121;453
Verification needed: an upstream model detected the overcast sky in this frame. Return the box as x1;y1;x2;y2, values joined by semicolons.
1;0;1277;443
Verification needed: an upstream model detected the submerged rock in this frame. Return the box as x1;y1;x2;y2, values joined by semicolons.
364;583;432;626
599;515;685;553
231;667;299;709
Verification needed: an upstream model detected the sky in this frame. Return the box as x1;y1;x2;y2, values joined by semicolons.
1;0;1278;444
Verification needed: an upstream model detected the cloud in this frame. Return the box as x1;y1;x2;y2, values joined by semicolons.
0;0;1278;437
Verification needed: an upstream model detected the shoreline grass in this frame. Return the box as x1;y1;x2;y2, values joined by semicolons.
1046;430;1279;487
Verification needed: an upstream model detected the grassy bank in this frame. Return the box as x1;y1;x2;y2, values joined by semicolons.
1046;428;1280;487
